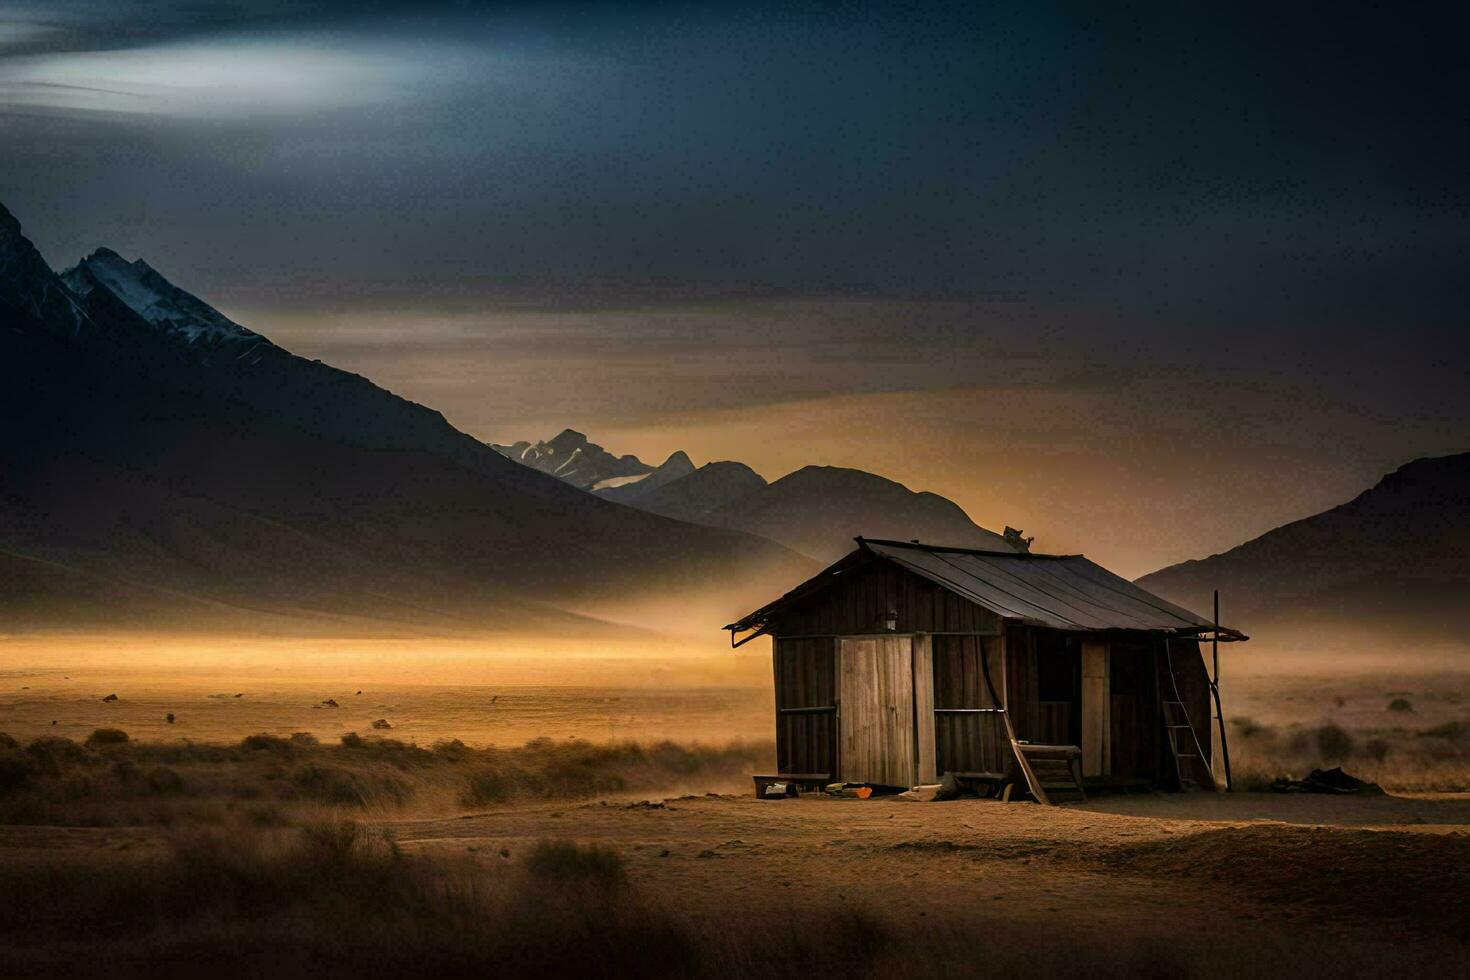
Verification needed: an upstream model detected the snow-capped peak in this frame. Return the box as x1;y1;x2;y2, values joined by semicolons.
61;249;261;347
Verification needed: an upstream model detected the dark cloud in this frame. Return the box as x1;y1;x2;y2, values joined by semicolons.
2;2;1466;567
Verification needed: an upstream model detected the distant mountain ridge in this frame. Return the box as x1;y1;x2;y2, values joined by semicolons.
493;431;1025;562
1137;453;1470;642
491;430;659;491
0;203;814;632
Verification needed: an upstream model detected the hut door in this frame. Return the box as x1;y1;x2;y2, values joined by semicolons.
838;636;915;787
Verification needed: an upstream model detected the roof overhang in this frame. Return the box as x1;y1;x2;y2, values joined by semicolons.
726;537;1248;646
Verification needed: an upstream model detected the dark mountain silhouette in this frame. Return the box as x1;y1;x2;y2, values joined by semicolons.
0;203;812;632
631;462;770;524
495;430;1023;562
1137;453;1470;641
696;465;1020;562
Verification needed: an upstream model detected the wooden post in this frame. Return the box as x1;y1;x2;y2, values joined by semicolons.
912;634;936;785
1212;590;1233;791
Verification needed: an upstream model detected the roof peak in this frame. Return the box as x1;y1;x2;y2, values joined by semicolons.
855;536;1077;560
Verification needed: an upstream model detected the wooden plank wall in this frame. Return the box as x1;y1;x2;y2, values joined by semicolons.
912;634;936;784
837;636;915;787
771;559;1002;637
1080;640;1110;776
773;637;836;776
932;635;1009;775
1004;625;1040;741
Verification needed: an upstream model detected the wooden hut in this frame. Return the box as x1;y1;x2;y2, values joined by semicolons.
726;538;1247;803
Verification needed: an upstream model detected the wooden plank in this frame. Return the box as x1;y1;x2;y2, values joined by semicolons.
838;637;878;784
1080;639;1110;778
912;633;936;785
881;634;916;787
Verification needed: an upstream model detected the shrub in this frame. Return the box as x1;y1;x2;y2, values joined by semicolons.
292;764;411;807
524;840;626;890
240;733;294;753
1418;721;1465;741
1363;738;1390;762
1316;723;1354;762
26;737;87;775
146;767;187;795
1388;698;1414;713
293;765;371;805
0;733;17;750
85;728;130;748
462;767;513;806
1232;716;1267;738
0;750;33;794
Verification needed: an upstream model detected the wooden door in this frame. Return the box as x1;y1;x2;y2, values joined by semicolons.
1108;642;1157;780
838;635;915;787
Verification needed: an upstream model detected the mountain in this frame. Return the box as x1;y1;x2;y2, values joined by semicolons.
1137;454;1470;641
62;248;261;351
694;465;1022;562
0;203;814;632
494;430;1025;562
491;430;655;491
596;451;696;504
631;462;770;524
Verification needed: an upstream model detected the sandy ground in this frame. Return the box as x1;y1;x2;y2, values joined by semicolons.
373;790;1469;971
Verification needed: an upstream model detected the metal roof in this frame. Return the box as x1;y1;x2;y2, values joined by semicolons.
727;537;1245;639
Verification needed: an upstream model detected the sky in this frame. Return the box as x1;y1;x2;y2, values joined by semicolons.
3;2;1467;577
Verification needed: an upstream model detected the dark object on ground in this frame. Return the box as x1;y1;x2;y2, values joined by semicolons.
356;690;363;695
165;713;175;724
234;693;244;698
1387;697;1413;712
321;699;339;708
371;719;392;730
752;772;828;796
1271;767;1384;795
101;694;118;702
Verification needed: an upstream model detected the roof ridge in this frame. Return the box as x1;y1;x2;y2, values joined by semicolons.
856;536;1079;560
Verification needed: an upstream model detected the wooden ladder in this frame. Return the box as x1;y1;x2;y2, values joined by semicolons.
1161;640;1214;791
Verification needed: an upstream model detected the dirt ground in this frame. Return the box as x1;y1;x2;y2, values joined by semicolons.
376;790;1469;973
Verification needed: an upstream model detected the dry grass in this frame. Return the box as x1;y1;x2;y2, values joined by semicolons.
0;817;1457;979
0;726;1465;977
0;731;769;827
1228;712;1470;791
